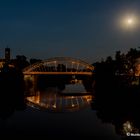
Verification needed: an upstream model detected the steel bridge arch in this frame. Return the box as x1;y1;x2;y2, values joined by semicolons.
23;57;94;73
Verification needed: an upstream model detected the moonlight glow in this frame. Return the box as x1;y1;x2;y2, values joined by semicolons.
118;14;138;30
127;18;133;24
124;17;136;27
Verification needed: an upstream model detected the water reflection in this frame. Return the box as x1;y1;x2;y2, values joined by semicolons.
93;76;140;138
26;87;92;112
24;74;94;93
25;74;93;112
24;74;140;138
0;66;26;120
2;69;140;138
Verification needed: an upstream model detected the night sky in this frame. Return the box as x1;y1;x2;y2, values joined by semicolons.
1;0;140;63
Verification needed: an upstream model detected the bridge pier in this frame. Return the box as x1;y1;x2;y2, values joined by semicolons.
23;57;95;92
24;74;38;92
32;75;38;90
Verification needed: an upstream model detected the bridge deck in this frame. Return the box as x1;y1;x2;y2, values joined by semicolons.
23;71;93;75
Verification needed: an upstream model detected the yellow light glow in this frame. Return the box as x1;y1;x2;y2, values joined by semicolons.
127;18;133;24
72;104;75;107
117;12;139;30
52;104;56;108
124;17;136;27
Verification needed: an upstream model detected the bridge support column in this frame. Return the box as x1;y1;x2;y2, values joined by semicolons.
32;75;38;90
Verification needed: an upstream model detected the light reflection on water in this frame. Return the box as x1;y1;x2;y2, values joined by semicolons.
22;76;140;138
26;87;93;112
1;73;140;138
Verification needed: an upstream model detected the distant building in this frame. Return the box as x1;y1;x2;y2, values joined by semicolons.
0;47;11;68
5;47;10;61
135;58;140;76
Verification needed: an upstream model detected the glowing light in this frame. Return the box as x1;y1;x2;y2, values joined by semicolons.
123;121;133;133
117;13;139;30
52;104;56;108
72;104;75;107
124;17;136;28
135;58;140;76
127;18;133;24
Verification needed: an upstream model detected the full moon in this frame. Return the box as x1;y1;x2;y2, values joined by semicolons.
127;18;133;24
118;13;138;30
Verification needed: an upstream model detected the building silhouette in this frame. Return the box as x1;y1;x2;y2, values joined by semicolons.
5;47;10;62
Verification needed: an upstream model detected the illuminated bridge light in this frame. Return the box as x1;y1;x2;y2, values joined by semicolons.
26;92;93;112
23;57;94;75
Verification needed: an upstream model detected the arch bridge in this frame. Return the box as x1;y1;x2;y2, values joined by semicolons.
23;57;94;76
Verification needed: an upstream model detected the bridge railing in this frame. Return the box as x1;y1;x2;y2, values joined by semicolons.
23;57;94;73
23;71;93;75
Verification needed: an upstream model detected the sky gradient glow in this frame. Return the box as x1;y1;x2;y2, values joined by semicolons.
1;0;140;63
